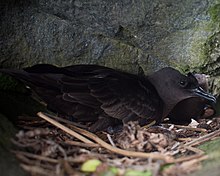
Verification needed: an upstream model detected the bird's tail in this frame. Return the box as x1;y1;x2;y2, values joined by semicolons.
0;64;61;77
0;68;32;83
0;66;61;89
0;68;49;91
0;68;36;92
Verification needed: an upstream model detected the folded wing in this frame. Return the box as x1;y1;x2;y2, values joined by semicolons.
1;64;163;124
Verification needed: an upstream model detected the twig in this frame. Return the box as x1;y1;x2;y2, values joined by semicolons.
107;134;116;147
182;145;205;155
37;112;94;144
173;124;207;133
64;140;100;148
12;150;58;163
163;155;208;175
11;139;40;148
38;112;211;163
37;112;174;162
70;123;209;163
141;120;156;129
177;138;193;142
62;160;76;175
69;124;174;162
185;128;220;147
172;154;206;163
15;153;35;165
43;112;87;129
21;164;55;176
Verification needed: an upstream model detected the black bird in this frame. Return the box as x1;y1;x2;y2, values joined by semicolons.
0;64;216;131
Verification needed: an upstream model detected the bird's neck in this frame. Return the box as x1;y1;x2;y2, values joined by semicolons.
147;75;176;119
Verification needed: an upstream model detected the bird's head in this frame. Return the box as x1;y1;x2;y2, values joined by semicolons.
148;67;216;118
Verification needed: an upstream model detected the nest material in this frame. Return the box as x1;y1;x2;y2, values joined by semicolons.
12;112;220;176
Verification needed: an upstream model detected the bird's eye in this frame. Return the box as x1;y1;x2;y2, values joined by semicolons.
180;80;188;87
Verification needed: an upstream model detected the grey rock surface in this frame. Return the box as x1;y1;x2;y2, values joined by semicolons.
1;0;220;76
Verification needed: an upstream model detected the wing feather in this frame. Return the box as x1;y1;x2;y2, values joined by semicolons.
14;64;163;124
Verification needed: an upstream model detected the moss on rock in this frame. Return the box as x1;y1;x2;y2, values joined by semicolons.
209;3;220;23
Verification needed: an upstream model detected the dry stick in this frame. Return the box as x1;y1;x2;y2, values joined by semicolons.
15;153;36;165
173;124;207;133
175;128;220;163
185;128;220;147
182;145;205;155
70;124;206;163
141;120;156;129
173;154;207;163
37;112;173;163
107;133;116;147
13;150;96;164
64;140;100;148
69;126;174;162
12;150;59;163
62;160;76;175
68;125;174;162
39;112;207;163
37;112;94;144
169;140;207;163
43;112;87;129
177;137;193;142
21;164;54;176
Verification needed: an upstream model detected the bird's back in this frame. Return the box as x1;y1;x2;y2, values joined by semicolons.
0;64;163;130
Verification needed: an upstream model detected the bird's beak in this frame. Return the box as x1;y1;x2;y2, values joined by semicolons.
192;87;216;104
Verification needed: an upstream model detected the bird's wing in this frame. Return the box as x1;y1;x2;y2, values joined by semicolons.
1;64;163;123
59;69;163;123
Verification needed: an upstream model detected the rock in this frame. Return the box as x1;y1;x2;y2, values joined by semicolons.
0;0;219;76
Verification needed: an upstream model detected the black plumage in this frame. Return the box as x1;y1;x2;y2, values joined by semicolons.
0;64;216;131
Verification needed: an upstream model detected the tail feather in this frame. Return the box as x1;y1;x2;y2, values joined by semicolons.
0;68;60;90
0;69;31;83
